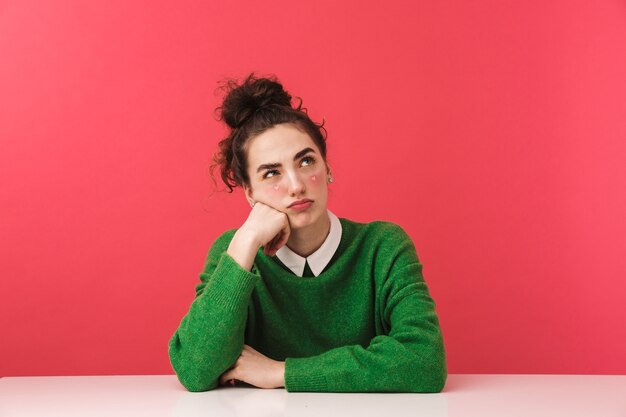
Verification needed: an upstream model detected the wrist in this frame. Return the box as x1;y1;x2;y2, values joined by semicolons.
227;230;261;272
234;227;262;250
276;361;286;388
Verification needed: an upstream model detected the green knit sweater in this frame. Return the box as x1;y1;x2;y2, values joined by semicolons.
168;217;447;393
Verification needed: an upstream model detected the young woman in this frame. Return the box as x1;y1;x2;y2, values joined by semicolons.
168;73;447;393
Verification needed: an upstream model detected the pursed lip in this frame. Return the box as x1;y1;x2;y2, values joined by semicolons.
288;199;313;208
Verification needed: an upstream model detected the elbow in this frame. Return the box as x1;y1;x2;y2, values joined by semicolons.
404;347;448;393
177;374;217;392
428;368;447;393
418;349;448;393
406;365;447;393
412;335;447;393
423;357;448;393
168;336;220;392
170;357;220;392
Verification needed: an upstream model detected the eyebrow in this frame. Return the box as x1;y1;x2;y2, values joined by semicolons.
256;147;316;173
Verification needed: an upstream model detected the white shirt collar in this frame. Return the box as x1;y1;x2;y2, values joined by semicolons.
275;210;342;277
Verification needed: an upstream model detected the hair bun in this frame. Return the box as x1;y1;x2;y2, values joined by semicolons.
218;73;293;129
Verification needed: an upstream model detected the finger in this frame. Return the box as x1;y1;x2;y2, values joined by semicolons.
281;218;291;243
220;378;236;387
243;344;258;354
219;369;236;386
266;242;280;257
275;229;289;250
218;372;229;385
264;232;282;256
269;229;289;256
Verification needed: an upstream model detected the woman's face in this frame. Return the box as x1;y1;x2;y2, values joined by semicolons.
243;123;331;230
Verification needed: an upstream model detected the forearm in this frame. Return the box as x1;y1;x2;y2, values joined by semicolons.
284;333;446;393
169;253;259;391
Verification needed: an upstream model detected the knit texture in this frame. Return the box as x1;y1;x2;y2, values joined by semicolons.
168;217;447;393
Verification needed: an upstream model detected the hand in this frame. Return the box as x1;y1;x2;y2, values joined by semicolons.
227;202;291;272
240;202;291;257
218;344;286;389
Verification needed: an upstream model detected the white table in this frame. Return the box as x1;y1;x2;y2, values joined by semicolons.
1;374;624;417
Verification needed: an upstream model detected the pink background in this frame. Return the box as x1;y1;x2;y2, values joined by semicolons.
1;1;625;377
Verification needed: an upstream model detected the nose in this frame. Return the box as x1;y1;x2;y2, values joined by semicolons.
285;169;306;196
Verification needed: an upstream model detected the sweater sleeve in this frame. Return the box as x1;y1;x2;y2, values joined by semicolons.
284;225;447;393
168;231;260;392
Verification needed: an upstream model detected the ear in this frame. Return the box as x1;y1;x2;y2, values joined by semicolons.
243;183;254;205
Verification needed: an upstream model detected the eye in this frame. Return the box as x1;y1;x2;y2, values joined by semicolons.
263;169;280;179
301;156;315;167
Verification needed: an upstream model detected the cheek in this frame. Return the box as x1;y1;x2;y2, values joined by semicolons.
308;170;325;187
263;183;284;194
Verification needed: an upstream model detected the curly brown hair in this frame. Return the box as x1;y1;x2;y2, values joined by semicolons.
210;72;328;193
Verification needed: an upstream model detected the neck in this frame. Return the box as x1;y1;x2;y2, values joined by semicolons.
285;211;331;258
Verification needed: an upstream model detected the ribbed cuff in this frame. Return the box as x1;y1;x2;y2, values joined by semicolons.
202;252;260;311
284;357;329;392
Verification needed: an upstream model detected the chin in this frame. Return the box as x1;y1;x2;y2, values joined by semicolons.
287;211;319;229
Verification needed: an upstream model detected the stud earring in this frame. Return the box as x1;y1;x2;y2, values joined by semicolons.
250;201;255;208
328;176;333;183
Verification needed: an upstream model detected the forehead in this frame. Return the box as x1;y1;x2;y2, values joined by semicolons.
246;123;319;166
